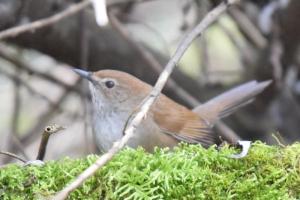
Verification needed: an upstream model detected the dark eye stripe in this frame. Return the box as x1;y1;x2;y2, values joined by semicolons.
105;80;115;88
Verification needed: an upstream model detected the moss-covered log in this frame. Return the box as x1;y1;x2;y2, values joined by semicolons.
0;142;300;199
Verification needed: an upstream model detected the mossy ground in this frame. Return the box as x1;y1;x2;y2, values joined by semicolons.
0;141;299;199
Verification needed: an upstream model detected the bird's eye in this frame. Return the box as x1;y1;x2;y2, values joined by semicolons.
105;80;115;89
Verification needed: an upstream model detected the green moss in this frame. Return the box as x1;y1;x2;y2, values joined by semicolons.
1;141;300;199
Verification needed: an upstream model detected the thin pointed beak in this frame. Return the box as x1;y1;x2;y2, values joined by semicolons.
73;68;95;83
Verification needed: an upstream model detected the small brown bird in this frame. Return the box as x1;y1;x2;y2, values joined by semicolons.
74;69;271;152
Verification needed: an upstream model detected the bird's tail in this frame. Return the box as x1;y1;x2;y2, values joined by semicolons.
193;80;272;126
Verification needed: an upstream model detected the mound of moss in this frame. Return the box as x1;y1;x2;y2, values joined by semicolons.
0;141;300;199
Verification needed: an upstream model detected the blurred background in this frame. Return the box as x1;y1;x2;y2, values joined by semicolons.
0;0;299;164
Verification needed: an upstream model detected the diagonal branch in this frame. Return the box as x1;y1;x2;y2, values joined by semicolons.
20;79;81;147
0;47;77;92
109;12;240;142
53;0;240;199
229;7;267;49
0;151;27;163
0;69;59;107
109;12;200;106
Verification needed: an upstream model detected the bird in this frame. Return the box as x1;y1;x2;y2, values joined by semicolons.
74;69;271;152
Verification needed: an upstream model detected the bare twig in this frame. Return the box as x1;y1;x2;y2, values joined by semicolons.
270;26;283;89
15;0;34;22
0;0;91;40
1;65;81;155
128;18;171;56
199;34;210;84
281;66;300;115
109;12;199;106
0;68;31;163
109;12;240;142
271;133;286;148
0;49;79;157
0;0;155;41
3;70;30;163
78;11;94;153
229;7;267;49
78;13;89;68
270;38;283;88
20;79;81;147
54;1;239;199
10;73;21;140
0;151;27;163
0;125;65;165
0;68;59;107
218;21;253;68
11;135;30;161
0;47;78;92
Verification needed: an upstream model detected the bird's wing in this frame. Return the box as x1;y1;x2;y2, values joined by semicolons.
193;80;272;125
152;94;216;147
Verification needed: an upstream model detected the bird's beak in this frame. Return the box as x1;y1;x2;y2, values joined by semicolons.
73;68;95;83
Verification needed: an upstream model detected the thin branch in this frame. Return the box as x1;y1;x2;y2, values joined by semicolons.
78;11;94;153
0;47;78;92
2;68;81;154
3;70;28;163
15;0;34;22
218;21;254;68
229;7;267;49
109;12;199;106
124;17;172;57
10;73;21;140
54;0;240;199
109;12;240;142
0;0;91;40
0;0;155;41
0;68;31;163
199;34;210;84
0;68;59;108
11;135;30;161
272;133;286;148
270;26;283;89
0;52;78;158
20;79;81;147
0;151;27;163
0;125;65;164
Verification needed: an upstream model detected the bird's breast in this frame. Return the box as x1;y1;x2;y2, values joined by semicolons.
92;110;178;152
92;112;126;152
